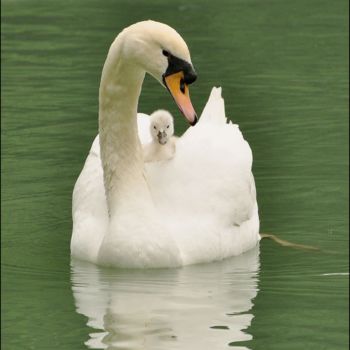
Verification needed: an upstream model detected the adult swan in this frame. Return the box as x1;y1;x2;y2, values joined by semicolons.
71;21;260;268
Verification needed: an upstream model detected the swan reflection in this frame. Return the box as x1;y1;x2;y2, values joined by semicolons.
71;245;260;350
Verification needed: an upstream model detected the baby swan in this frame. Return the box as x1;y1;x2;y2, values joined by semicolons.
143;110;177;162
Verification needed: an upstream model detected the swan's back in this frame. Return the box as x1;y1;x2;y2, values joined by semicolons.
145;88;259;264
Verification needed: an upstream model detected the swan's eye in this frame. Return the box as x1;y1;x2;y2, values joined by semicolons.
167;125;170;129
162;50;170;57
153;125;157;130
180;79;185;94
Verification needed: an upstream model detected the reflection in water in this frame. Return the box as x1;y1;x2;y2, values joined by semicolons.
71;246;260;350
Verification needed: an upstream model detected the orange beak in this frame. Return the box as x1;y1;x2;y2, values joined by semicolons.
164;71;197;126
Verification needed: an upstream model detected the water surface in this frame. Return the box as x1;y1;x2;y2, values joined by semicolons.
2;0;348;349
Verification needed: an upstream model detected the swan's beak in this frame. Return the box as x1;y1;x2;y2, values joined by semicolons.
164;71;197;126
157;131;168;145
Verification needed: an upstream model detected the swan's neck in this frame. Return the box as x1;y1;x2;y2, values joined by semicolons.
99;39;148;214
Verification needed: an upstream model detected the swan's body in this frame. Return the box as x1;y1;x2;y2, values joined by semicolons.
71;21;260;268
143;109;177;162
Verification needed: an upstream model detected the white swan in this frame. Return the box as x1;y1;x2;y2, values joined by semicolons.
143;109;177;162
71;20;260;268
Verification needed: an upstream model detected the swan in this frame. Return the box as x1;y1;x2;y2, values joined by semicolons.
143;109;177;162
71;20;260;268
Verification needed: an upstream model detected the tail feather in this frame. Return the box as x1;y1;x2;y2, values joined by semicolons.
198;87;227;124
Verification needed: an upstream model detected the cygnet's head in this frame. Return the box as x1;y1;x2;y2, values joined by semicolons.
118;21;197;125
150;110;174;145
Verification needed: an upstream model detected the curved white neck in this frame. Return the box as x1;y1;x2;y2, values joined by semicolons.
98;38;149;214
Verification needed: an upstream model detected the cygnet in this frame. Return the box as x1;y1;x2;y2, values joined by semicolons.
143;109;177;162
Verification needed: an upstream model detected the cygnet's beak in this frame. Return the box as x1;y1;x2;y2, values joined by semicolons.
163;71;197;126
157;131;168;145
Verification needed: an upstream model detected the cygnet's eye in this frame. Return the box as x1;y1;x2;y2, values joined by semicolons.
153;125;157;130
167;125;170;129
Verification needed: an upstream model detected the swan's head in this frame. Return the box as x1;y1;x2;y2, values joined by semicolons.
149;109;174;145
121;21;197;125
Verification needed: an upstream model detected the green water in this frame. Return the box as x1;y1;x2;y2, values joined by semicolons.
2;0;348;349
